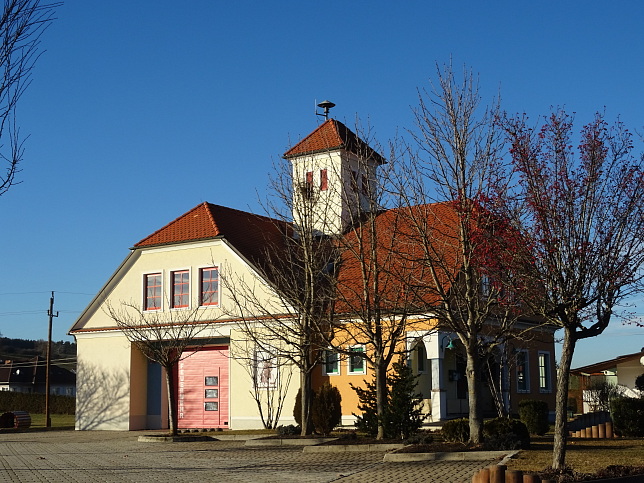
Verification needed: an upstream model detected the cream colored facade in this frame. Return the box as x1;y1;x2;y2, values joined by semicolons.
71;236;301;431
289;148;380;236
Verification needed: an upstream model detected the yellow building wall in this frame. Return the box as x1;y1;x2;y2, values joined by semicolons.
73;239;294;430
75;333;132;430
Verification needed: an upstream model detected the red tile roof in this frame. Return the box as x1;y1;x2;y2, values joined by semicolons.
283;119;385;164
133;201;464;314
134;202;290;268
334;202;461;313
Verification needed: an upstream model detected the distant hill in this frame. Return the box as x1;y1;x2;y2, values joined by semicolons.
0;337;76;369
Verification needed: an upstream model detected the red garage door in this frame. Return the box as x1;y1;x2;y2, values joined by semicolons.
177;346;229;429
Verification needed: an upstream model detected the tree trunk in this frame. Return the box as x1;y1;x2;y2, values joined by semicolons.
553;326;576;470
375;360;388;440
300;368;314;435
165;364;177;436
466;346;483;444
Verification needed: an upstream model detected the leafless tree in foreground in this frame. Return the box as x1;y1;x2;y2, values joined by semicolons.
229;336;294;429
502;110;644;470
321;126;431;440
0;0;60;196
221;154;338;436
105;300;219;436
397;63;536;443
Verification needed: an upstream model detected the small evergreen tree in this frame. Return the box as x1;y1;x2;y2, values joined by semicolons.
351;356;426;439
385;357;426;439
350;378;380;437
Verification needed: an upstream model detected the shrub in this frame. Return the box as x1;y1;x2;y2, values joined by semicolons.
483;417;530;450
293;388;315;428
311;383;342;436
518;399;549;435
635;373;644;394
611;397;644;437
441;418;470;443
405;430;434;445
0;392;75;415
276;424;300;436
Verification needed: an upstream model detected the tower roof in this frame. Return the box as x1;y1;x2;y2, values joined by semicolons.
283;119;385;164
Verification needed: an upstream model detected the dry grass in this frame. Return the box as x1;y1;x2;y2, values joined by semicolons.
28;413;75;429
506;437;644;473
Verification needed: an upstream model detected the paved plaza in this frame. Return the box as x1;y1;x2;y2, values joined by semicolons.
0;430;500;482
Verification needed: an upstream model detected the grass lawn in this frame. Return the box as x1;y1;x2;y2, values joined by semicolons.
27;413;75;429
505;437;644;473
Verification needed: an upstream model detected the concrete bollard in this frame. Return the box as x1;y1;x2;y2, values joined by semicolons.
506;470;523;483
580;428;587;438
591;425;599;438
522;474;539;483
598;423;606;439
606;421;614;438
490;464;505;483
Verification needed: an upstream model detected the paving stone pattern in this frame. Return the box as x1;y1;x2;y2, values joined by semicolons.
0;431;497;482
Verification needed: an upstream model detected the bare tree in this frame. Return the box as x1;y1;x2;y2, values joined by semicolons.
229;336;293;429
221;153;338;436
0;0;59;196
105;300;219;436
502;109;644;469
322;125;430;440
397;63;533;443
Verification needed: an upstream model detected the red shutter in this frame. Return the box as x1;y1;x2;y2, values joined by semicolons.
320;169;328;191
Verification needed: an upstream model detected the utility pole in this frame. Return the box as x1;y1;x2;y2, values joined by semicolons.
45;291;58;428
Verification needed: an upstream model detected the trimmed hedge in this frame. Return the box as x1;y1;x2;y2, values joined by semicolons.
518;399;549;435
311;383;342;436
484;417;530;449
611;397;644;437
0;392;75;415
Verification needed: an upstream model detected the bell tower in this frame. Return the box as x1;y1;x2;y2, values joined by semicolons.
283;112;384;236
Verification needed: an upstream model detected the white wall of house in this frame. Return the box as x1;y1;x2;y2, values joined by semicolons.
290;150;379;237
74;332;132;430
72;237;297;430
618;361;644;390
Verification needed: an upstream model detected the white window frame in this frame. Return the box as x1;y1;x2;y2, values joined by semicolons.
198;265;220;307
143;271;163;311
170;268;191;310
538;351;552;393
322;349;340;375
516;349;530;393
348;345;366;375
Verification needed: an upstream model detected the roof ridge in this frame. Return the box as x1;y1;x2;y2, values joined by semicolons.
204;202;282;224
283;119;343;158
203;201;219;234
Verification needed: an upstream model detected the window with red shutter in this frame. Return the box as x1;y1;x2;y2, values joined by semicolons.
320;169;328;191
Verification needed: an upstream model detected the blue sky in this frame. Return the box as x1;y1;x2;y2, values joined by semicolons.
0;1;643;368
